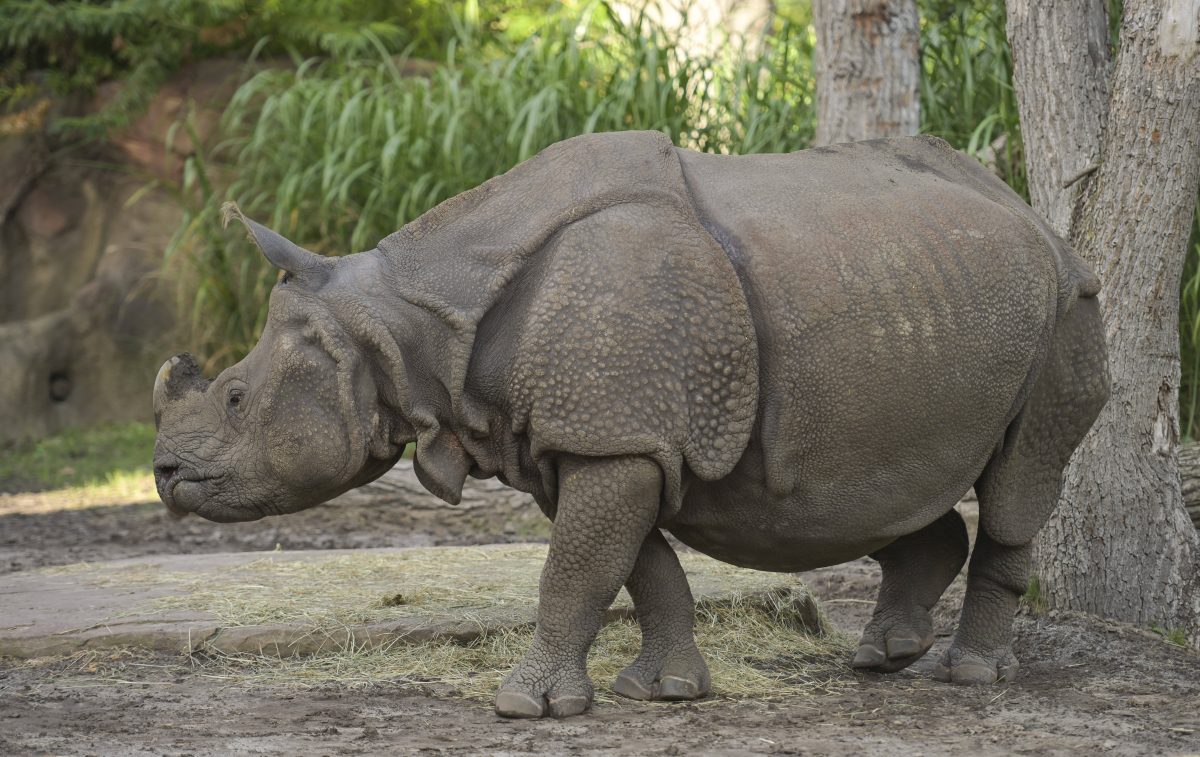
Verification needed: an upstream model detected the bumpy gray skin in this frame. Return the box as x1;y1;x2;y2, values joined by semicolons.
153;132;1110;718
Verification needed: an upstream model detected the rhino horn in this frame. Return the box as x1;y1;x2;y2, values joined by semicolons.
153;353;209;419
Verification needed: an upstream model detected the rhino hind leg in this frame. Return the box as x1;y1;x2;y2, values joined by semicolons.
612;529;711;701
936;297;1109;685
933;532;1028;684
853;509;969;673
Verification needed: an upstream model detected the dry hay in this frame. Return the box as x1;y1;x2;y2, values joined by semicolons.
31;545;856;703
200;591;854;704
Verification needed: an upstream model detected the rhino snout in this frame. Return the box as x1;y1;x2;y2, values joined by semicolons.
153;453;192;519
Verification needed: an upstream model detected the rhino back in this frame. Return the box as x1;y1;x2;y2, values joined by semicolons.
674;137;1061;542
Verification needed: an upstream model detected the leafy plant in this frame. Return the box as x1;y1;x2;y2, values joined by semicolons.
1151;624;1189;647
0;0;458;136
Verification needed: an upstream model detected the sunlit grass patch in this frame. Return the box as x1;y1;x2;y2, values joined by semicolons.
0;470;158;516
0;422;157;512
0;421;155;494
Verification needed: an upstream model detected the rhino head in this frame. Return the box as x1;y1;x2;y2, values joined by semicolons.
152;206;408;522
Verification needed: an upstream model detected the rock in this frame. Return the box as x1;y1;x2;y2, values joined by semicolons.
15;181;71;239
0;131;48;219
93;58;245;182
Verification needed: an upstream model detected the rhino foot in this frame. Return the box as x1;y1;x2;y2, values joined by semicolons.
932;645;1019;685
854;510;967;675
612;646;710;701
852;607;935;674
494;656;594;719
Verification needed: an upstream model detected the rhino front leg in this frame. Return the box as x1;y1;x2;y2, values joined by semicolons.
495;456;661;719
612;529;711;701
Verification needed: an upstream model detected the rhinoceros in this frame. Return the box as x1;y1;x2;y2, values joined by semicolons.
153;131;1109;718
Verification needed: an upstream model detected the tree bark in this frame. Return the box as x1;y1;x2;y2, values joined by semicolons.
1010;0;1200;644
1005;0;1111;237
812;0;919;146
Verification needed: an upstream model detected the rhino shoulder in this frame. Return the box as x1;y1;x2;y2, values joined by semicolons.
507;199;758;515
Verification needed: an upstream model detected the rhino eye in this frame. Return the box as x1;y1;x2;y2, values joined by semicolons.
228;388;245;410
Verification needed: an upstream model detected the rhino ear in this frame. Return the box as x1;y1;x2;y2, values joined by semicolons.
221;202;326;279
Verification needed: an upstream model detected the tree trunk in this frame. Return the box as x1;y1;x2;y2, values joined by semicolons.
1005;0;1110;237
1010;0;1200;643
812;0;919;146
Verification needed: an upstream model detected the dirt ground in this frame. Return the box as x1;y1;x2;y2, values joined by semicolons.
2;494;1199;755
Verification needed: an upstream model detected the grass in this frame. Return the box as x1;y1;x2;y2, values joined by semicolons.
1151;625;1190;648
0;422;155;494
0;473;159;516
1021;575;1047;616
919;0;1025;198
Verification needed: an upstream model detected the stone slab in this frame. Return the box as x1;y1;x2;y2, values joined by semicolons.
0;545;816;658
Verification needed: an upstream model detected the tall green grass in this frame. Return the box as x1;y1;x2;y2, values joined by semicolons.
170;3;816;367
918;0;1025;198
1178;203;1200;439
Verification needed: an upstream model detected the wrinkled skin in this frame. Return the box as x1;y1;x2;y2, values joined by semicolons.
154;132;1110;718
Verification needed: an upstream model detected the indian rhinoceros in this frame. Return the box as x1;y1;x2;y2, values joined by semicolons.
152;131;1109;718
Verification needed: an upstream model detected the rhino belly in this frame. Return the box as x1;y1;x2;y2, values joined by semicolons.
668;438;978;572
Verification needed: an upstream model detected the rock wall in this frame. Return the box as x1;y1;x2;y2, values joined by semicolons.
0;61;240;444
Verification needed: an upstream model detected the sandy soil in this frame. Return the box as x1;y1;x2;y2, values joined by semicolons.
2;495;1199;755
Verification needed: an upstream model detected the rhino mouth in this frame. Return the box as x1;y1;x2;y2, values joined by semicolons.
154;460;221;518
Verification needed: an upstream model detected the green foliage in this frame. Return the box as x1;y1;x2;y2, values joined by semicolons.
1178;204;1200;439
0;422;155;493
172;2;816;367
918;0;1025;198
1150;624;1190;647
0;0;457;136
1021;575;1047;616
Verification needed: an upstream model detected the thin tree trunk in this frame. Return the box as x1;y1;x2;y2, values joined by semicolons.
1005;0;1111;237
812;0;919;146
1011;0;1200;643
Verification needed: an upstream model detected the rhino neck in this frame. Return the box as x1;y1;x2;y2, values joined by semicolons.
335;249;520;503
